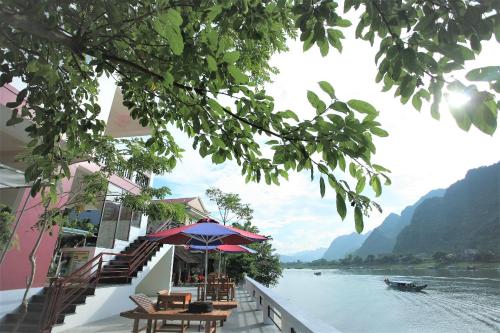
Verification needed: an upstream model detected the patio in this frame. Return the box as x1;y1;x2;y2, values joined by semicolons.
59;287;280;333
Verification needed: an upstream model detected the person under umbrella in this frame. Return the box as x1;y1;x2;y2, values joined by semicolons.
147;217;266;301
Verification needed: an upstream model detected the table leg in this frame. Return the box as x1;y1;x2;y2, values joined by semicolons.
146;319;152;333
133;319;139;333
204;320;215;333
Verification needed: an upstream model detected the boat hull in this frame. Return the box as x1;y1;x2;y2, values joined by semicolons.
384;280;427;292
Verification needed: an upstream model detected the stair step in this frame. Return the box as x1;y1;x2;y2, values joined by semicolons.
98;277;131;284
0;322;42;333
30;295;46;303
3;312;65;325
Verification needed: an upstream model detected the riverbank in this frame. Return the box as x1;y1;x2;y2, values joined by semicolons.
281;261;500;271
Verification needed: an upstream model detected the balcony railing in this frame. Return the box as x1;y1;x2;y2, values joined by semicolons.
244;276;340;333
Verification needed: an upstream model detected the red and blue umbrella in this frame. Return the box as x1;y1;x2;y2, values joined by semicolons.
147;217;266;246
147;217;266;300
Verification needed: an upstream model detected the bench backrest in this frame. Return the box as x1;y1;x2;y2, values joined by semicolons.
130;294;156;314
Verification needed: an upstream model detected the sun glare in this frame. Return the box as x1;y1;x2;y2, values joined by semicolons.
445;91;470;108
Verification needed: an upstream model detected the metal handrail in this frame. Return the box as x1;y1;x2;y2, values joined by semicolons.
40;238;161;332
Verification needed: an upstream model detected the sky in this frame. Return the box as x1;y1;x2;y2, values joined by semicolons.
155;31;500;255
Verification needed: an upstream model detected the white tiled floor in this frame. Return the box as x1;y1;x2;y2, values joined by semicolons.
60;287;280;333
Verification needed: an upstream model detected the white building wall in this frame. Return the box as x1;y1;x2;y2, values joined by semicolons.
135;246;174;296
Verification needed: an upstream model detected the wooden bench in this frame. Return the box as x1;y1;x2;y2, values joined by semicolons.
128;294;188;333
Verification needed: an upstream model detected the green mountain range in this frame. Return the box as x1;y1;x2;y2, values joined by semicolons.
394;162;500;254
355;189;445;257
323;232;370;260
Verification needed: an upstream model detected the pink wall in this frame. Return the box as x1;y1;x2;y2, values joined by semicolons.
0;162;143;291
0;164;80;291
0;84;19;105
0;189;59;290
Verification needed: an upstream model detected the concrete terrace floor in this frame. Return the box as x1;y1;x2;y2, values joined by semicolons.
60;287;280;333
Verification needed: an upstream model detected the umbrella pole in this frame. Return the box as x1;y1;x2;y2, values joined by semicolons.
217;251;222;273
204;243;208;301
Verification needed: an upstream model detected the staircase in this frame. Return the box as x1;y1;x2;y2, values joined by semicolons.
0;236;163;333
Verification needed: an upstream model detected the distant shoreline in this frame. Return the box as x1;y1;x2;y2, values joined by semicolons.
281;261;500;271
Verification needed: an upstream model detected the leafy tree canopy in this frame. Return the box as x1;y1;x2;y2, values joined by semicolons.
1;0;499;232
206;187;253;225
226;221;283;286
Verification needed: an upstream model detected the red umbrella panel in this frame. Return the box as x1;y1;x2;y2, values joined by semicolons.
147;218;267;246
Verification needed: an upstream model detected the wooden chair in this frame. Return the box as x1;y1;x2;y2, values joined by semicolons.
216;279;231;302
129;294;188;333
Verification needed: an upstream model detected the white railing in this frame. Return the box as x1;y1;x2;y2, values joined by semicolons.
244;276;341;333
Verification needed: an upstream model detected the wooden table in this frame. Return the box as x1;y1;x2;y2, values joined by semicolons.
120;309;231;333
157;291;192;309
196;283;236;301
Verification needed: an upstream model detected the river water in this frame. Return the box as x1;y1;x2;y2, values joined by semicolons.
272;269;500;332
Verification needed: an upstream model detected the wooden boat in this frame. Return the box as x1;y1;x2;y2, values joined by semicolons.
384;278;427;292
313;271;321;276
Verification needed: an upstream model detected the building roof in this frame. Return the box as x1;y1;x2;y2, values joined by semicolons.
161;197;197;204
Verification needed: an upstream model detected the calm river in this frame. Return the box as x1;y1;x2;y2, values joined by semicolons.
272;269;500;333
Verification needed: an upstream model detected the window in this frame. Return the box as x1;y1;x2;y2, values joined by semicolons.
131;211;142;228
96;184;122;248
116;205;132;241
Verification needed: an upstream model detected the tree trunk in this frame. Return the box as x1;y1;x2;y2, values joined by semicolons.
13;206;49;333
0;193;30;265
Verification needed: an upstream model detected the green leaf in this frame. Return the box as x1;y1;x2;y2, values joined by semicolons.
207;56;217;72
280;110;299;122
6;109;24;126
16;88;28;103
402;48;419;72
320;177;326;198
317;37;329;57
470;100;497;135
431;101;441;120
336;19;352;27
370;175;382;197
207;99;225;116
465;67;500;82
370;127;389;137
449;105;472;132
154;9;184;55
327;29;343;52
206;5;222;21
307;91;321;109
318;81;335;99
354;206;364;233
347;99;378;115
331;101;350;113
336;193;347;220
228;65;248;83
223;51;240;64
349;162;357;177
355;177;366;194
412;94;423;111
